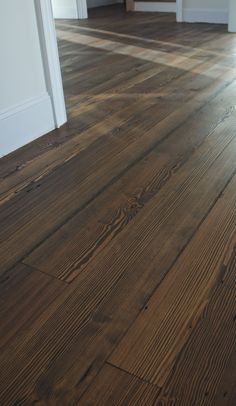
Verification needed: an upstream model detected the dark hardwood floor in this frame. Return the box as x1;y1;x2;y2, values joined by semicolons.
1;5;236;405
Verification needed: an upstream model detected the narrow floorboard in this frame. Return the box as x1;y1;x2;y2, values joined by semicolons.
1;6;236;405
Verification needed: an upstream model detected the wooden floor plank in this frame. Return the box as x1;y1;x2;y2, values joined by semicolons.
109;171;236;387
154;228;236;405
213;347;236;406
0;263;66;351
78;364;160;406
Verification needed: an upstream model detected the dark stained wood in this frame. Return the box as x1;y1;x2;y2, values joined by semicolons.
109;173;236;387
1;6;236;405
1;68;235;274
213;347;236;406
79;364;160;406
24;81;236;282
1;112;236;404
1;57;230;206
0;94;161;203
0;263;66;351
153;228;236;405
0;9;230;191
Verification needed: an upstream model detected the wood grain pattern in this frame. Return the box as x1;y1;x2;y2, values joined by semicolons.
109;173;236;386
0;263;65;351
1;74;232;275
213;346;236;406
71;364;160;406
24;81;236;282
1;111;236;404
1;6;236;405
154;227;236;405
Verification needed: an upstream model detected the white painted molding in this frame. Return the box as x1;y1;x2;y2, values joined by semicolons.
77;0;88;18
0;94;55;157
183;8;228;24
35;0;67;127
228;0;236;32
176;0;183;23
135;2;176;13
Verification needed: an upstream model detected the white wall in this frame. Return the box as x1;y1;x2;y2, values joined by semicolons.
186;0;227;8
0;0;46;111
52;0;79;18
183;0;228;23
0;0;55;157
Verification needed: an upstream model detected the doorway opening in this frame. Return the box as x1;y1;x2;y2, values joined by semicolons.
51;0;127;20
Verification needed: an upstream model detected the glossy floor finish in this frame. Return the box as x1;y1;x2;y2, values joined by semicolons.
1;5;236;405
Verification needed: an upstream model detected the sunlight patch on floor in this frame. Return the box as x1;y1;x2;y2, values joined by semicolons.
56;29;236;80
58;23;236;59
56;29;203;70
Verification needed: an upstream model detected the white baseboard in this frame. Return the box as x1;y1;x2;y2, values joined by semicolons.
0;94;55;157
135;2;176;13
87;0;122;8
52;6;78;19
183;8;228;24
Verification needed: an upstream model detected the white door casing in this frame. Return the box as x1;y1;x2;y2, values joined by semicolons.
77;0;88;19
176;0;183;22
35;0;67;127
229;0;236;32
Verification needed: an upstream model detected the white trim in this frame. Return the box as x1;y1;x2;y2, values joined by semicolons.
0;94;46;120
77;0;88;18
0;94;55;157
135;2;176;13
183;8;228;24
176;0;183;22
35;0;67;127
228;0;236;32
